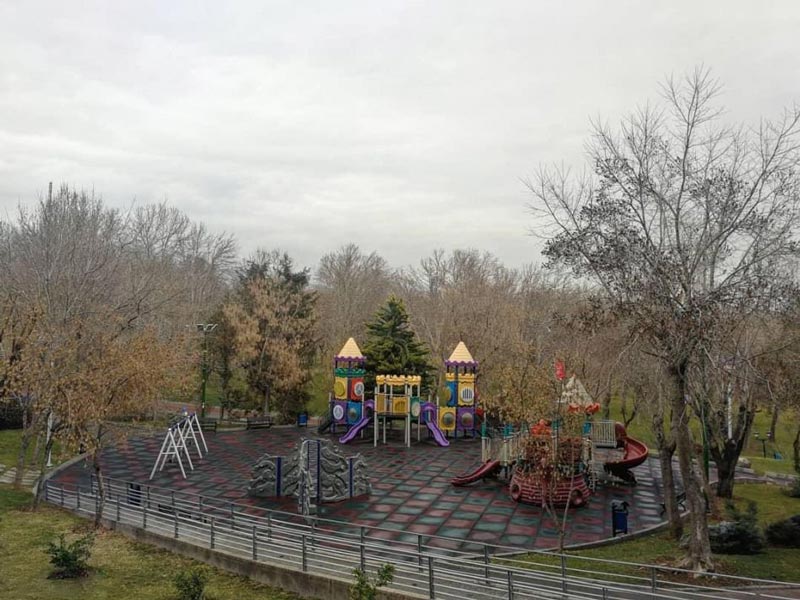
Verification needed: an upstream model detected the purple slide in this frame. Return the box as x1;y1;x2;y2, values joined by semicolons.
421;402;450;447
339;400;374;444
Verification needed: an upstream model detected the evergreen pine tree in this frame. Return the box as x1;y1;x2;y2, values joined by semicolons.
362;296;432;391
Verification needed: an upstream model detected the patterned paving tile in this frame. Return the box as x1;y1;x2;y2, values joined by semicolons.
51;425;668;553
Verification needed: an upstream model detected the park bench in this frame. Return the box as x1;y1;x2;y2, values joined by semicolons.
246;416;273;430
199;418;218;433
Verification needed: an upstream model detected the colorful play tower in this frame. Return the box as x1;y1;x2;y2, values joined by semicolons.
442;341;478;438
329;337;368;435
329;338;480;447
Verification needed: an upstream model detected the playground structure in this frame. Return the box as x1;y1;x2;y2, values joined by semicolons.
452;376;649;508
150;412;208;480
248;438;371;515
325;338;481;447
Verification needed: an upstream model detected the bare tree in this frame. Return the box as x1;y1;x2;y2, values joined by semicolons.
529;68;800;571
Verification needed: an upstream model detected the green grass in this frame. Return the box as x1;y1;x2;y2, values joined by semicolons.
0;484;300;600
0;428;68;472
510;483;800;584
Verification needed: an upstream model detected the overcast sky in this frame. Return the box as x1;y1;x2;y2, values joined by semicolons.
2;1;799;271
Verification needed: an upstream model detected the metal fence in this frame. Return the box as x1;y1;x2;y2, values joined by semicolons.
44;477;800;600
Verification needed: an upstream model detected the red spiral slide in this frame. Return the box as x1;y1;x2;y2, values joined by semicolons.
603;422;649;484
451;459;501;486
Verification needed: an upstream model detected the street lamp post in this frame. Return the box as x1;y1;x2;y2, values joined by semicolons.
196;323;218;420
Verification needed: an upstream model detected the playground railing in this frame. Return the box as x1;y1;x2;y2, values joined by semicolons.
44;476;800;600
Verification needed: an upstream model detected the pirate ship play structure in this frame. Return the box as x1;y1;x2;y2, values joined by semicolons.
452;376;649;507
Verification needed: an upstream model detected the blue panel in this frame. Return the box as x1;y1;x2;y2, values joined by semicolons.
347;401;363;424
446;381;458;407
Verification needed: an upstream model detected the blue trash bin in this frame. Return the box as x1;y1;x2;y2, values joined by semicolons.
297;411;308;427
611;500;629;536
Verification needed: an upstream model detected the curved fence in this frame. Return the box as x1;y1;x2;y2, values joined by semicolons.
44;477;800;600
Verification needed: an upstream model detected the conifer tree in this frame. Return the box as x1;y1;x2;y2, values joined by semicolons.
362;296;432;391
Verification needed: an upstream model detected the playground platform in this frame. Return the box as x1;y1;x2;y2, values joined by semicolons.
50;425;668;552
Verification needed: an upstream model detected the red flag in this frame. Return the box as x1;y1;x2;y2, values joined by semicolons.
554;359;565;381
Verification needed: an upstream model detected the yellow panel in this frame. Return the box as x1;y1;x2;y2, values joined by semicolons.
460;373;476;383
445;373;455;382
376;375;386;386
458;382;475;406
439;407;456;431
375;393;389;413
334;377;348;400
392;396;408;415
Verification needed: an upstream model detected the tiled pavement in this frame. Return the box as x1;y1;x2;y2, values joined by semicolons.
51;425;667;553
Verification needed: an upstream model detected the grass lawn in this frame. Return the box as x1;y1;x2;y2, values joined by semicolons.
511;482;800;584
0;484;302;600
0;428;70;473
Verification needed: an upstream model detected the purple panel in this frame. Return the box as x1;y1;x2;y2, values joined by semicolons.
333;400;348;424
457;407;476;432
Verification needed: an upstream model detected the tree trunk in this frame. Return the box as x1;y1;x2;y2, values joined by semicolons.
32;434;56;508
602;390;611;420
715;459;736;499
14;427;33;488
671;363;713;572
793;424;800;475
652;401;682;539
93;453;106;528
659;443;682;539
769;404;779;442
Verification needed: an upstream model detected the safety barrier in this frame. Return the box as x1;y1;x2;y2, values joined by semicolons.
44;477;800;600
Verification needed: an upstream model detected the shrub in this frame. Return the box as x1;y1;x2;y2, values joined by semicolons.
765;515;800;547
785;477;800;499
349;564;395;600
174;566;210;600
708;501;764;555
45;532;94;578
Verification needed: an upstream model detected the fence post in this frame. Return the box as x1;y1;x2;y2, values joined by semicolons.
143;505;148;529
602;587;608;600
418;534;423;570
60;484;64;507
44;482;49;503
302;534;307;572
252;525;257;560
174;510;179;538
560;554;567;592
146;486;150;509
651;566;657;592
116;495;120;522
199;495;203;512
77;487;81;511
230;503;235;527
428;556;435;598
210;517;215;549
360;527;366;571
507;570;513;600
484;545;490;584
311;519;316;548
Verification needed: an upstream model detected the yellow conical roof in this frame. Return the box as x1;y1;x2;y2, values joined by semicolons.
336;337;364;359
447;341;474;363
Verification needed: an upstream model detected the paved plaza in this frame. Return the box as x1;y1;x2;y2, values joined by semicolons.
52;424;667;552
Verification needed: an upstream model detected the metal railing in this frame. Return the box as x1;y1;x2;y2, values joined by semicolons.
44;477;800;600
